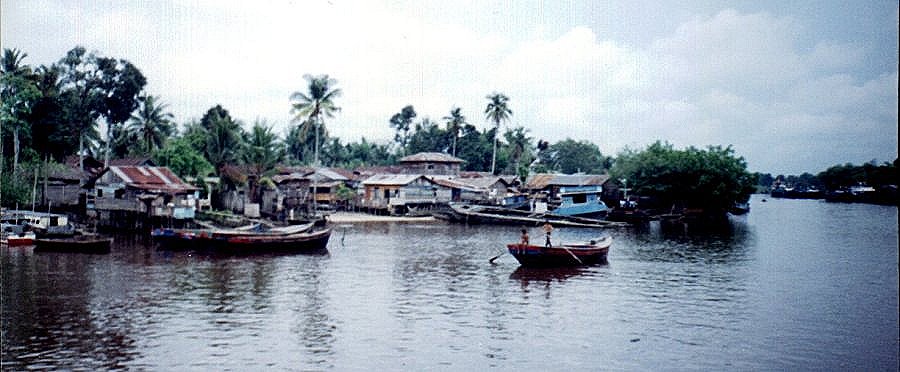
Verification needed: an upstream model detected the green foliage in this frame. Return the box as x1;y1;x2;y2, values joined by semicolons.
242;120;284;176
442;107;467;156
200;105;243;170
484;92;512;174
153;137;214;179
406;118;449;155
611;141;755;213
290;74;341;167
817;161;897;189
537;138;610;174
128;95;175;155
390;105;417;155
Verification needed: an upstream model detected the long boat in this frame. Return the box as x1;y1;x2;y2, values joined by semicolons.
506;236;612;267
433;203;627;228
33;235;112;254
152;224;330;254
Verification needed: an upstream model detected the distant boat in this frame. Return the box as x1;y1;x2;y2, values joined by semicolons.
507;236;612;267
433;203;627;228
729;202;750;215
152;223;329;254
2;210;74;237
34;235;112;254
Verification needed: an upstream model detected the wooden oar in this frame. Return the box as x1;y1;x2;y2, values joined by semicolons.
488;250;505;264
559;245;584;264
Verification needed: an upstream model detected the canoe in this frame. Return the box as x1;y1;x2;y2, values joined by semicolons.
506;236;611;267
33;235;112;254
152;226;331;254
435;203;627;228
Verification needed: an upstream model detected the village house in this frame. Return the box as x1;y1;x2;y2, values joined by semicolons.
398;152;464;175
359;174;451;215
87;165;199;227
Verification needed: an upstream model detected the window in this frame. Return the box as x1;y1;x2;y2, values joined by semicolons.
572;194;587;204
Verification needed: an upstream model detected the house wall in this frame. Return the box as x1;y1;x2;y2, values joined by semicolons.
401;162;460;175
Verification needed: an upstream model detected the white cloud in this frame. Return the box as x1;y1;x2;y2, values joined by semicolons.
2;1;896;174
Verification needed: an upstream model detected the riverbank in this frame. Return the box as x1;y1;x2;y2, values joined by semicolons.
326;212;438;223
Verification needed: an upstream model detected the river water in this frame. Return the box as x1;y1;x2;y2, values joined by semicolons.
2;195;898;371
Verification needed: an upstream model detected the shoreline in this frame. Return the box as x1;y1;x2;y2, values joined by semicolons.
325;212;438;223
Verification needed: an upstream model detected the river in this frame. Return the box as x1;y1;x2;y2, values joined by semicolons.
2;195;898;371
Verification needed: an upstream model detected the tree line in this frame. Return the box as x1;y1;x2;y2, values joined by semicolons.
753;160;899;191
1;46;617;206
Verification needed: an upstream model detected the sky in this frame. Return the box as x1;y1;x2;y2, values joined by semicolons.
2;0;897;175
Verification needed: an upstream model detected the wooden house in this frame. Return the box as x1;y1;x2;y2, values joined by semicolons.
360;174;451;214
87;165;199;227
398;152;464;175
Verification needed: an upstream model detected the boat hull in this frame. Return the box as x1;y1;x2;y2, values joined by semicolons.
153;227;331;254
34;236;112;254
507;238;611;267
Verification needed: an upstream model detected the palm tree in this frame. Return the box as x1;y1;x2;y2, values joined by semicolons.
290;74;341;215
127;95;175;155
504;127;533;181
442;107;467;156
484;93;512;174
1;48;39;173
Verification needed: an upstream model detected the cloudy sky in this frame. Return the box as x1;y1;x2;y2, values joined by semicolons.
2;0;897;174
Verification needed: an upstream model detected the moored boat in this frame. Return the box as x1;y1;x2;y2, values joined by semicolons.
152;224;330;254
435;203;627;228
1;230;36;247
33;235;112;254
506;236;612;267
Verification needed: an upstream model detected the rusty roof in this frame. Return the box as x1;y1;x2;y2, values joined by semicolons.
107;166;198;193
399;152;465;163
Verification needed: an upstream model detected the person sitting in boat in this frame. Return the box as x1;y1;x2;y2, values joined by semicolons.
520;228;530;245
542;221;553;247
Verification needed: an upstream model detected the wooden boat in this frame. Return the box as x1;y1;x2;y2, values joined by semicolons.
434;203;627;228
33;235;112;254
152;225;331;254
506;236;612;267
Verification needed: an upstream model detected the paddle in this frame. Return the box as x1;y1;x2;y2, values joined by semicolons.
488;250;505;264
559;245;584;264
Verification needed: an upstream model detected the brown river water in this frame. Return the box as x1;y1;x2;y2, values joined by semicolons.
2;195;897;370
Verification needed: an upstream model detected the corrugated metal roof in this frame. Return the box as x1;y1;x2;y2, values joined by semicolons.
361;174;428;186
108;166;197;193
431;178;485;192
524;173;610;189
399;152;464;163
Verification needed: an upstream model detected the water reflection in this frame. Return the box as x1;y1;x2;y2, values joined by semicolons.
1;248;137;369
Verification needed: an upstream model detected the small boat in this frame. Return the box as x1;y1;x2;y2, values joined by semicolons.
1;230;36;247
152;225;331;254
434;203;627;228
33;235;112;254
506;236;612;267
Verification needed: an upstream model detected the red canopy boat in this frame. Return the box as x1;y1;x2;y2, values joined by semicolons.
506;236;611;267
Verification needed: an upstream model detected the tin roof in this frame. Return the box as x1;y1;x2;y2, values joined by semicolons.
361;174;430;186
399;152;465;164
107;166;198;193
524;173;610;189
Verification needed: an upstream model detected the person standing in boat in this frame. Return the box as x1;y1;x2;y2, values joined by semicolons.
520;228;530;245
542;221;553;247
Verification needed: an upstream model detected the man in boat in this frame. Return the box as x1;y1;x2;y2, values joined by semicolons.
520;228;530;245
542;221;553;247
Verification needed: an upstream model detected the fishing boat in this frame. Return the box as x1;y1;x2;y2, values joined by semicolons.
152;223;330;254
33;235;112;254
434;203;626;228
506;236;612;267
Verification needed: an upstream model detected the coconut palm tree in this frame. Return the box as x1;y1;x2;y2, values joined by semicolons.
127;95;175;155
442;107;467;157
290;74;341;215
484;93;512;174
1;48;39;173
